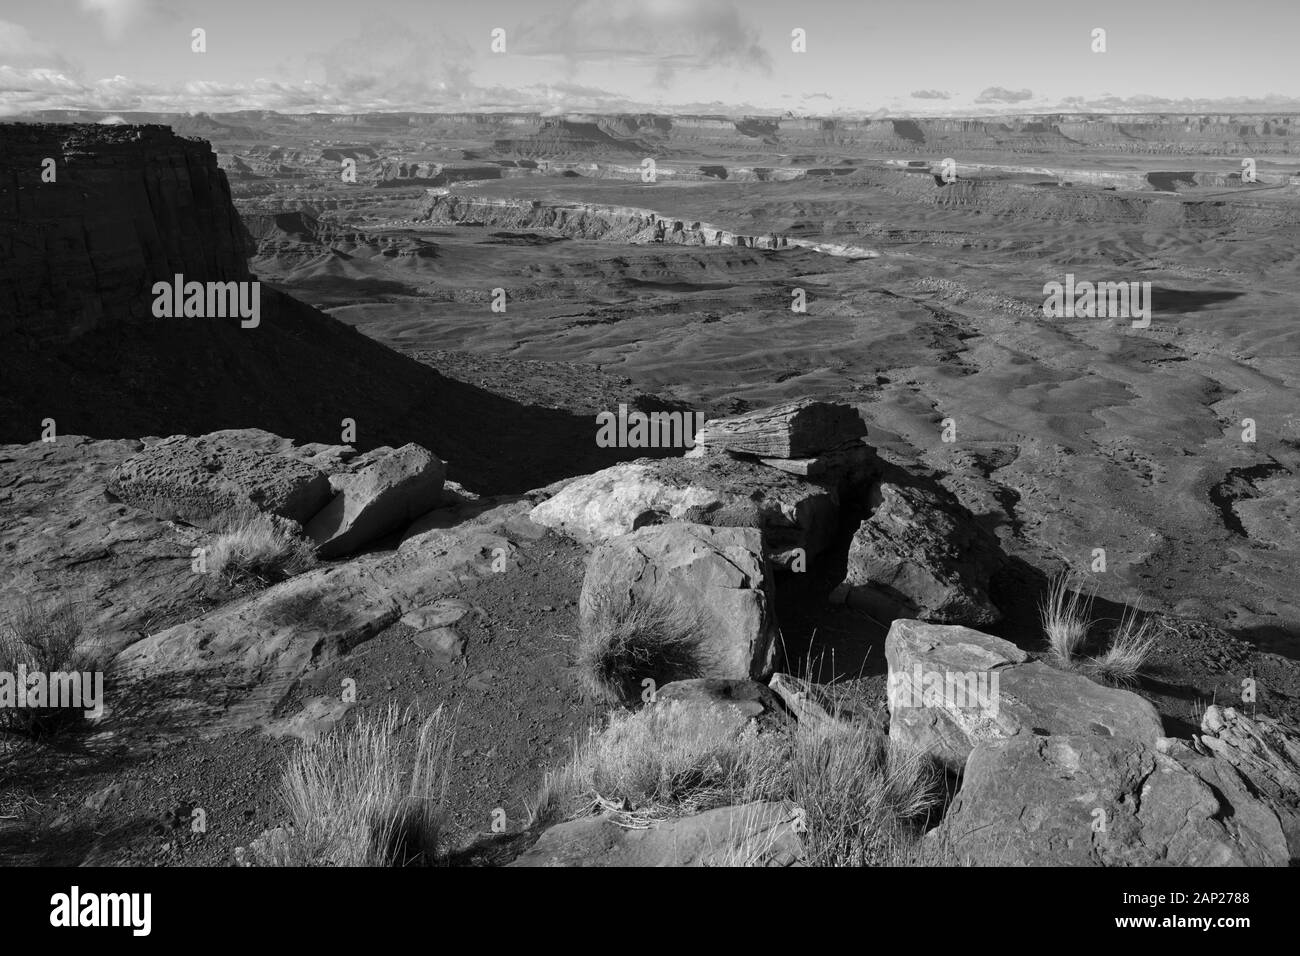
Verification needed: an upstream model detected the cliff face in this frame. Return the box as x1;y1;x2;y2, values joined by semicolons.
0;123;252;343
0;122;646;495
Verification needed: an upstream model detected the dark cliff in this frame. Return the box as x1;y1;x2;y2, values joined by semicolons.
0;124;253;342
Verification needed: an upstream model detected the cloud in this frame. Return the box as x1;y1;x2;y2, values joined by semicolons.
974;86;1034;104
79;0;159;41
514;0;772;84
0;20;75;71
911;89;950;100
311;18;476;108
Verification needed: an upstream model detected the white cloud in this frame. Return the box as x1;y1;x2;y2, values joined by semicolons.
79;0;157;41
515;0;772;84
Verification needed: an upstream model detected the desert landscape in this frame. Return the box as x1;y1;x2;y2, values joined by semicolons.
2;1;1299;887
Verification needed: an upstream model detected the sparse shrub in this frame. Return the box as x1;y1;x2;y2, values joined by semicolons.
1039;575;1156;685
0;597;94;738
249;704;455;867
530;701;944;866
576;585;710;704
1090;605;1157;685
531;701;787;825
1040;573;1093;668
788;720;943;867
206;512;315;593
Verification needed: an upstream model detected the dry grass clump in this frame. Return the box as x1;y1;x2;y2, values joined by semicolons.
1040;574;1093;668
531;700;945;867
247;704;455;867
206;512;315;592
1089;605;1158;685
531;701;785;825
788;720;944;867
576;585;710;705
1039;574;1156;684
0;598;95;738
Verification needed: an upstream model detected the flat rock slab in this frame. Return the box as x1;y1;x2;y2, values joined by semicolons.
886;619;1163;771
110;498;544;736
413;626;467;660
695;400;867;459
656;678;785;721
0;436;206;656
110;432;333;528
260;696;354;742
931;734;1290;866
400;598;480;631
509;800;804;867
306;443;445;558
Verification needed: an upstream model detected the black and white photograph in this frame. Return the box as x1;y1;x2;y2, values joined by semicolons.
0;0;1296;930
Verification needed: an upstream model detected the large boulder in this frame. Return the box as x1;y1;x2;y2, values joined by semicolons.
530;456;838;562
841;481;1003;626
930;734;1291;866
886;620;1164;771
306;443;445;558
109;432;333;529
509;800;804;867
579;523;780;682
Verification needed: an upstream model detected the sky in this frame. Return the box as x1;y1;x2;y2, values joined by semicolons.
2;0;1299;117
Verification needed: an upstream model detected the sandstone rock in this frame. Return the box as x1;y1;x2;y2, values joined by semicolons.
695;399;867;459
1189;706;1300;861
509;800;804;867
529;455;838;560
111;498;543;734
886;620;1163;771
579;524;780;682
931;734;1290;866
655;678;785;721
413;627;467;660
842;481;1004;625
0;437;205;658
306;443;446;558
260;696;353;741
181;429;358;475
109;432;333;529
400;598;479;631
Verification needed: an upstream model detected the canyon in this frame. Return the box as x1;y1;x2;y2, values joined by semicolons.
2;109;1299;869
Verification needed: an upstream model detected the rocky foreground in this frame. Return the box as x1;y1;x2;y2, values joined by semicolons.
2;399;1297;867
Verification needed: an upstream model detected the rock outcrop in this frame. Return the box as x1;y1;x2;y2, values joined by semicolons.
840;481;1004;625
885;620;1164;771
530;455;839;563
932;734;1292;866
306;443;446;558
578;523;780;682
109;433;333;529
